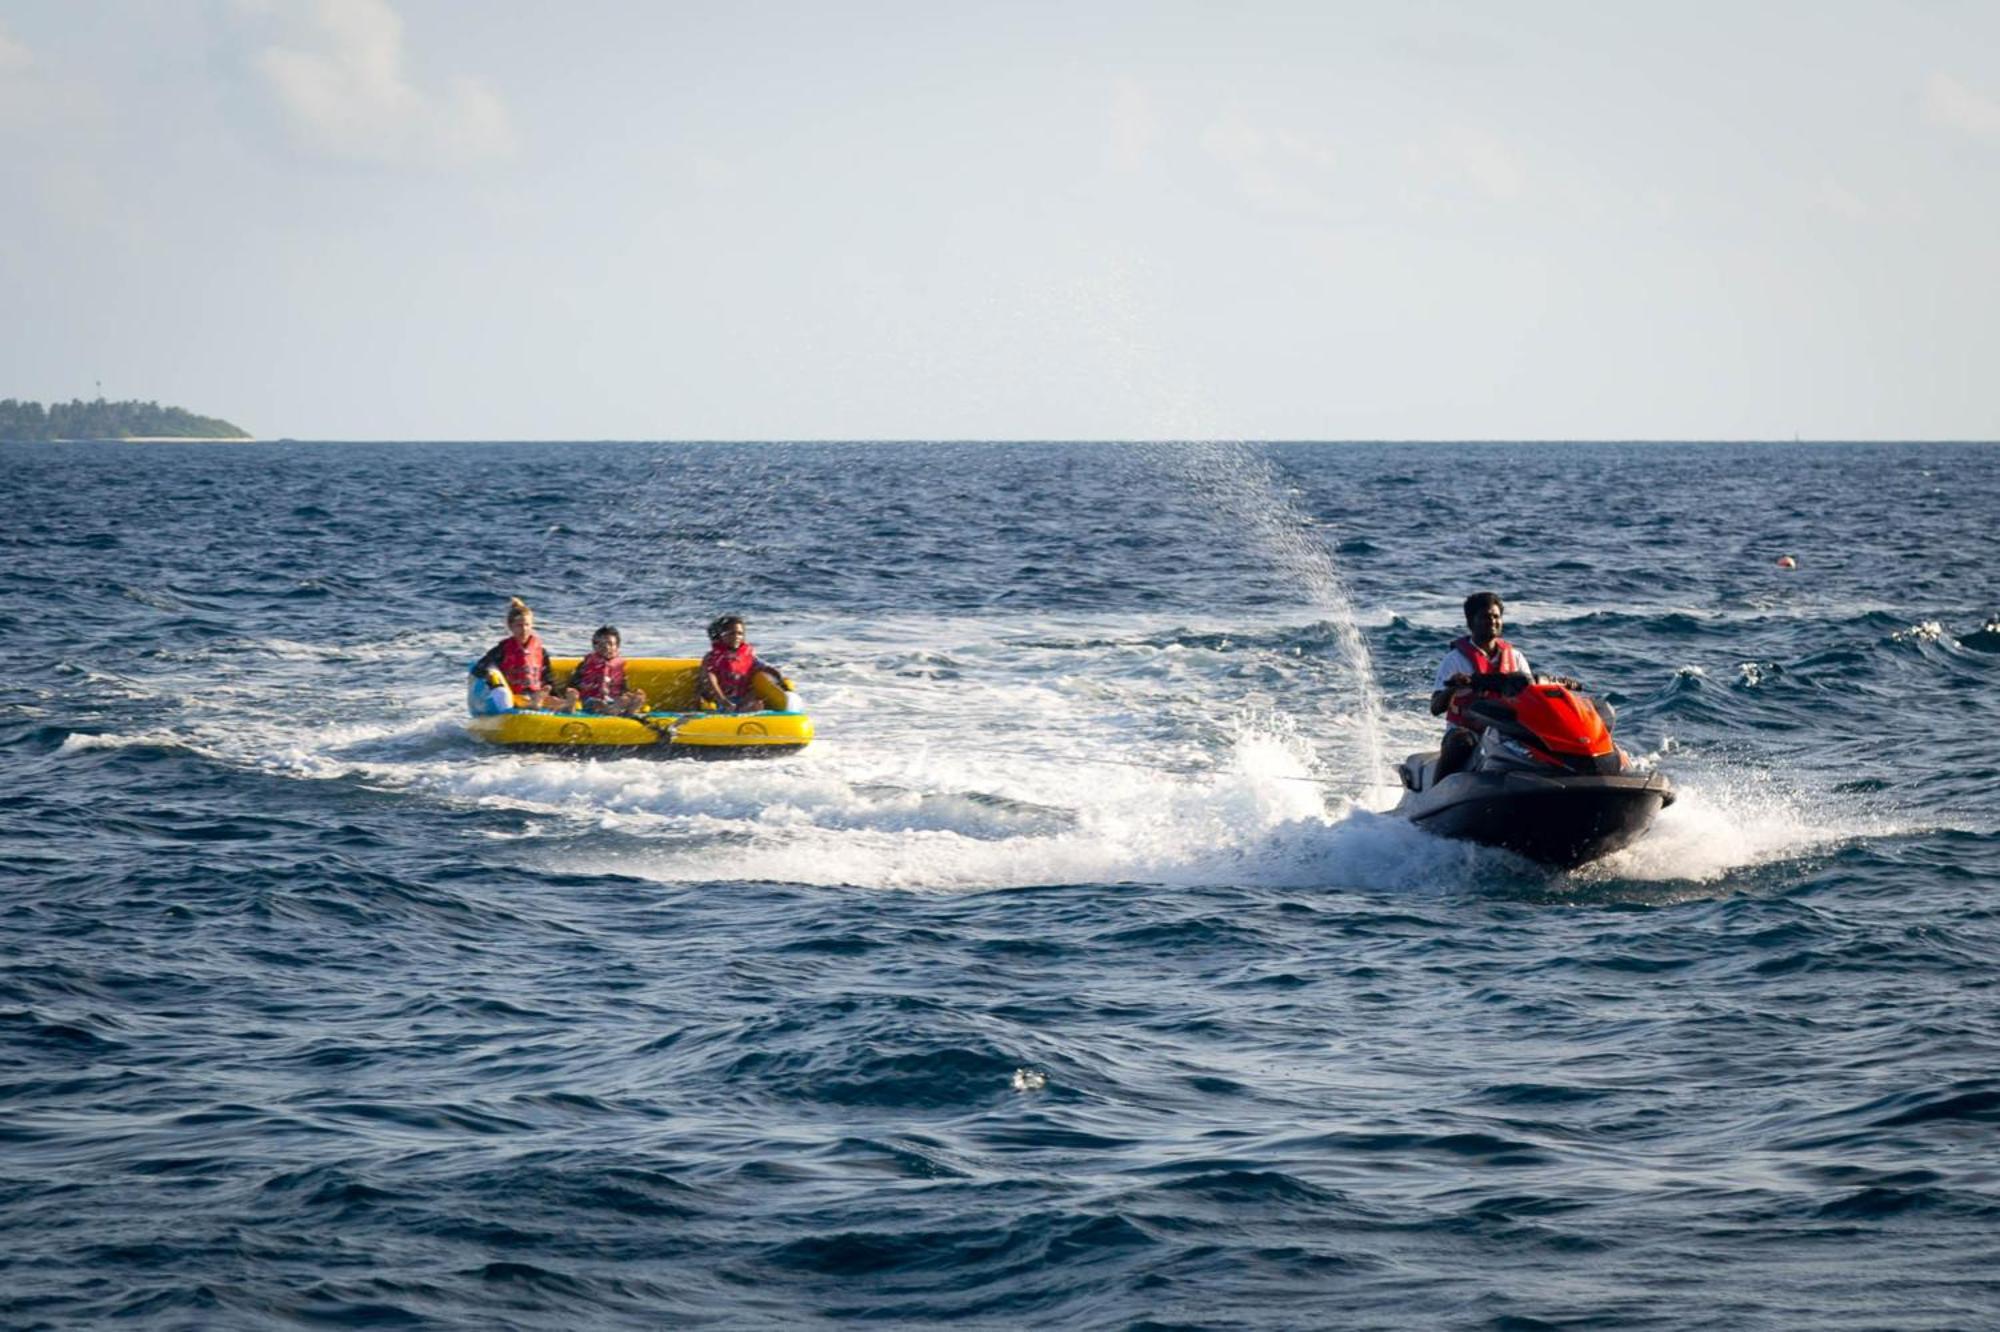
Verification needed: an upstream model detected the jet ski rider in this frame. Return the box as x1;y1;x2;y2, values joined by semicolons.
1428;592;1582;778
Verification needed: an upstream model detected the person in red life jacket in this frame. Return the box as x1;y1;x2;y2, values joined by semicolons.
697;614;787;713
560;625;649;716
471;597;563;711
1428;591;1582;777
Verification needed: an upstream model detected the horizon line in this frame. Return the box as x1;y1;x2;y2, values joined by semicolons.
13;435;2000;447
208;435;2000;446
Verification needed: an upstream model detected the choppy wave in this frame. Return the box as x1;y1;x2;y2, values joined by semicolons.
5;439;1999;1328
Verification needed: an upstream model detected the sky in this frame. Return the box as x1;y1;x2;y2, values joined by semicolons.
1;0;1996;440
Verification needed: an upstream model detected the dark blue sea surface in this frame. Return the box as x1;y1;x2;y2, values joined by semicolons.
4;440;1999;1329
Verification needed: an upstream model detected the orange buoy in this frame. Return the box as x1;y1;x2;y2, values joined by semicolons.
1776;555;1797;569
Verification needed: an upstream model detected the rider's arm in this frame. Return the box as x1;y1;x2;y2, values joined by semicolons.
1430;672;1474;716
1431;649;1471;716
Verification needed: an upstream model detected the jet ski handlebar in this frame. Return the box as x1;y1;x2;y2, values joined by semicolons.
1461;671;1534;698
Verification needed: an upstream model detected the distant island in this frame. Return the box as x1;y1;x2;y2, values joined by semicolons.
0;397;251;441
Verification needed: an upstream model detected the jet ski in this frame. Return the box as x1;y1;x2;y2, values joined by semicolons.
1393;672;1674;868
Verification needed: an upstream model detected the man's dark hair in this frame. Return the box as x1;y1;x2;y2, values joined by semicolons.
1463;592;1503;624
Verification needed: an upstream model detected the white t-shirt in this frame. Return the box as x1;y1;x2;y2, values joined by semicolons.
1433;641;1531;692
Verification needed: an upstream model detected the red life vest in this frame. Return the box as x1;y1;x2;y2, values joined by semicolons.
1444;634;1525;730
571;652;626;702
497;632;547;695
703;642;757;703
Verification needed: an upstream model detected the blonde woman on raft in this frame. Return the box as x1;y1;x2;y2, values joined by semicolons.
471;597;564;711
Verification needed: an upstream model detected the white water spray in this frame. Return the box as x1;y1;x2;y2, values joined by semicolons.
1038;261;1389;791
1149;437;1389;789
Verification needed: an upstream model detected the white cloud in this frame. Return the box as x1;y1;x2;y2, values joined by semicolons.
0;19;109;140
1107;76;1156;173
249;0;514;166
1408;125;1525;204
0;19;32;74
1202;110;1530;224
1815;177;1870;221
1200;114;1345;220
0;20;34;129
1808;178;1924;226
1923;72;2000;141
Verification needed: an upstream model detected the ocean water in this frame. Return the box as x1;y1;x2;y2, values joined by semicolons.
4;439;1999;1329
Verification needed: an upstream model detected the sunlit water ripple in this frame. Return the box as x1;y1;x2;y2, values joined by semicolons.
4;440;1999;1328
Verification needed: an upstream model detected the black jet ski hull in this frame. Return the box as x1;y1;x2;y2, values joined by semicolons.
1394;769;1674;869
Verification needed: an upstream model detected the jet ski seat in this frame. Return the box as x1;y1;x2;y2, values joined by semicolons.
1434;727;1478;779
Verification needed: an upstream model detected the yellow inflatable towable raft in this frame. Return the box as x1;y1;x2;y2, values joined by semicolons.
466;657;814;758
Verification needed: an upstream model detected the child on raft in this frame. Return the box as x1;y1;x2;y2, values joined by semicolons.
697;614;787;713
471;597;564;711
560;625;649;717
